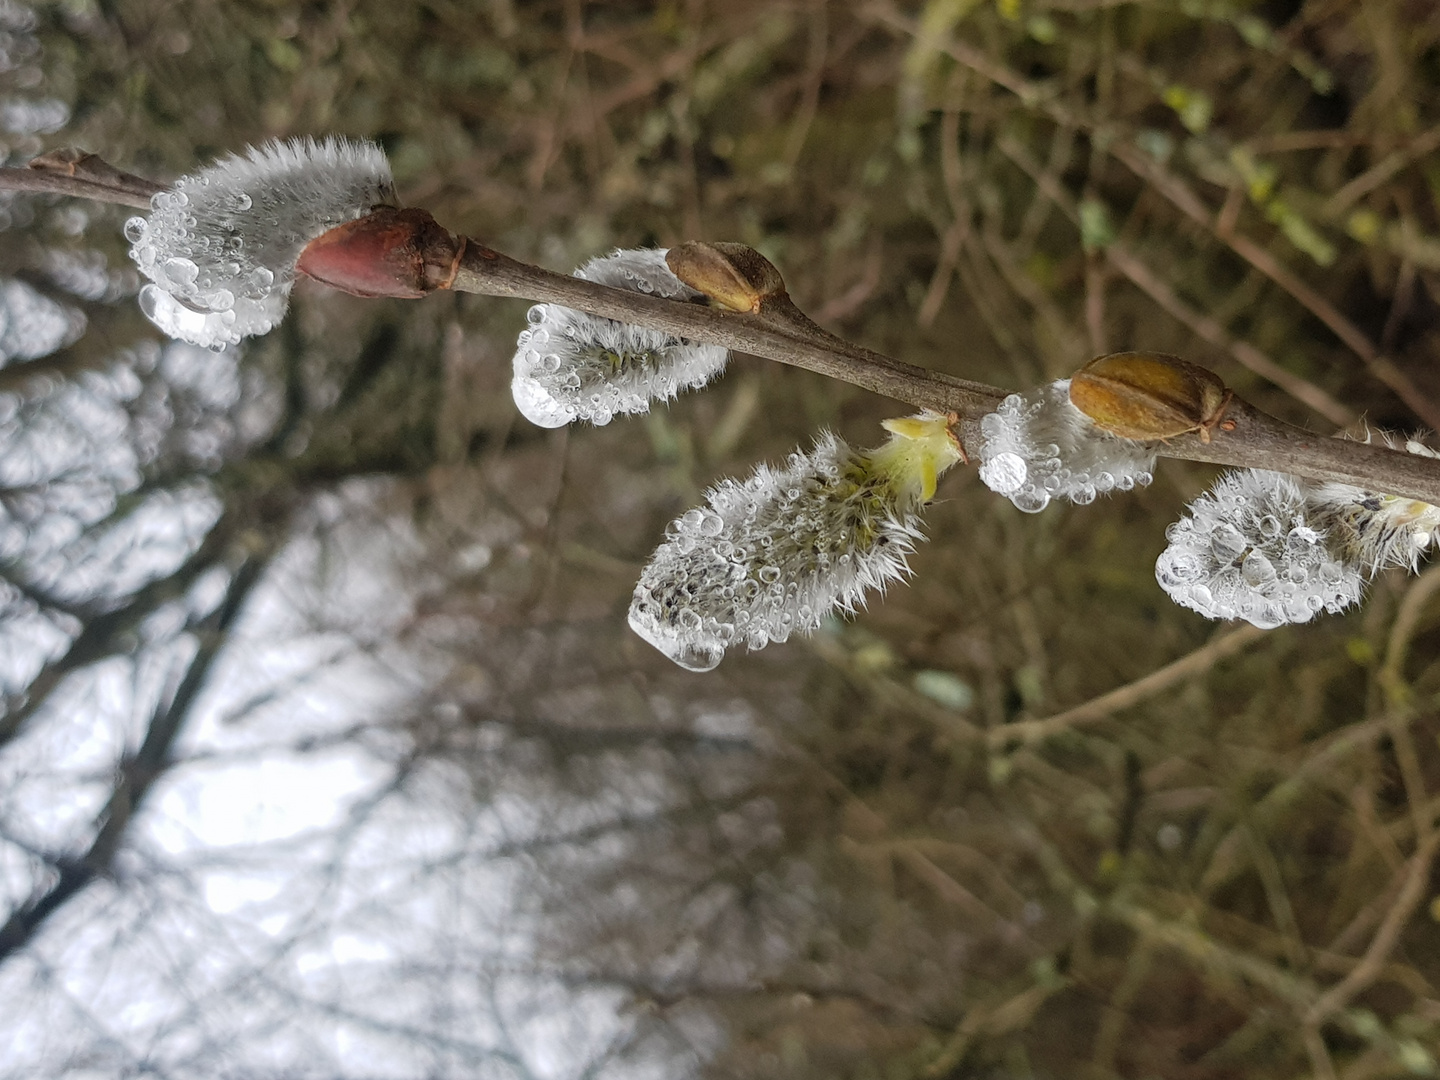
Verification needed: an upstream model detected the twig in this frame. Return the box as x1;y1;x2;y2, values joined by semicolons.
452;243;1440;504
1110;897;1321;1011
1379;563;1440;696
1321;124;1440;220
812;238;883;323
917;217;970;328
1104;245;1356;427
865;5;1440;432
1199;712;1398;898
1302;1023;1339;1080
1304;830;1440;1026
1089;939;1155;1075
997;132;1354;425
451;240;1008;424
0;148;166;208
988;625;1266;749
1110;142;1440;433
919;67;973;335
0;546;273;962
10;148;1440;505
925;980;1065;1078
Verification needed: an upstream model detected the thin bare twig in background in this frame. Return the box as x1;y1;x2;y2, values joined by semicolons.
868;4;1440;433
988;625;1266;749
995;133;1356;427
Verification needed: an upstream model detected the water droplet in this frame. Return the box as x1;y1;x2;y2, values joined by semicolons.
1240;550;1276;587
1012;488;1050;514
160;257;199;288
511;374;572;428
979;452;1027;496
1209;523;1247;560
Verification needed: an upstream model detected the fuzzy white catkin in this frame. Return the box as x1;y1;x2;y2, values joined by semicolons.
510;248;729;428
628;414;961;671
1157;437;1440;629
126;137;396;349
977;380;1156;512
1310;439;1440;576
1156;470;1364;629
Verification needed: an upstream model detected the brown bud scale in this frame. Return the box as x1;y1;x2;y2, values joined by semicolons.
297;206;463;299
1069;351;1233;444
666;241;786;314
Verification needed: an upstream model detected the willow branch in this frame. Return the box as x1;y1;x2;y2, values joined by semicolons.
6;150;1440;505
452;244;1440;506
451;244;1008;414
0;148;165;208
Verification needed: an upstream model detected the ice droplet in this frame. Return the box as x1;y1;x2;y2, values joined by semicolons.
976;382;1155;512
510;374;574;428
979;451;1027;496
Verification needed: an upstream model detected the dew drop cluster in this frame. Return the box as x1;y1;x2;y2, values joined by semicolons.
977;380;1155;512
510;248;729;428
628;433;923;672
1156;470;1364;628
126;137;395;349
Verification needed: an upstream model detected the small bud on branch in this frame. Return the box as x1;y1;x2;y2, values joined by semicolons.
1069;351;1234;444
665;241;786;314
297;206;464;299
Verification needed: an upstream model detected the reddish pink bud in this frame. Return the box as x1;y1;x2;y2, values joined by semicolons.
296;206;465;299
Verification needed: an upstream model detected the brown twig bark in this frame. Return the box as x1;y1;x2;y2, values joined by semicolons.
0;148;166;208
7;149;1440;505
451;244;1440;505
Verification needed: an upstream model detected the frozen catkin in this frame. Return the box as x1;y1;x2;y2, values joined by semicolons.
1156;437;1440;629
628;411;963;671
126;137;396;349
1156;470;1364;629
1309;438;1440;577
510;248;729;428
977;380;1155;513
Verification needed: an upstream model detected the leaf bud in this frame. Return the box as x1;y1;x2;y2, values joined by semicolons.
1069;351;1233;444
665;241;786;313
297;206;465;299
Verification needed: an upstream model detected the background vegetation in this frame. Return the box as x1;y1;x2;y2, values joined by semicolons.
2;0;1440;1076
